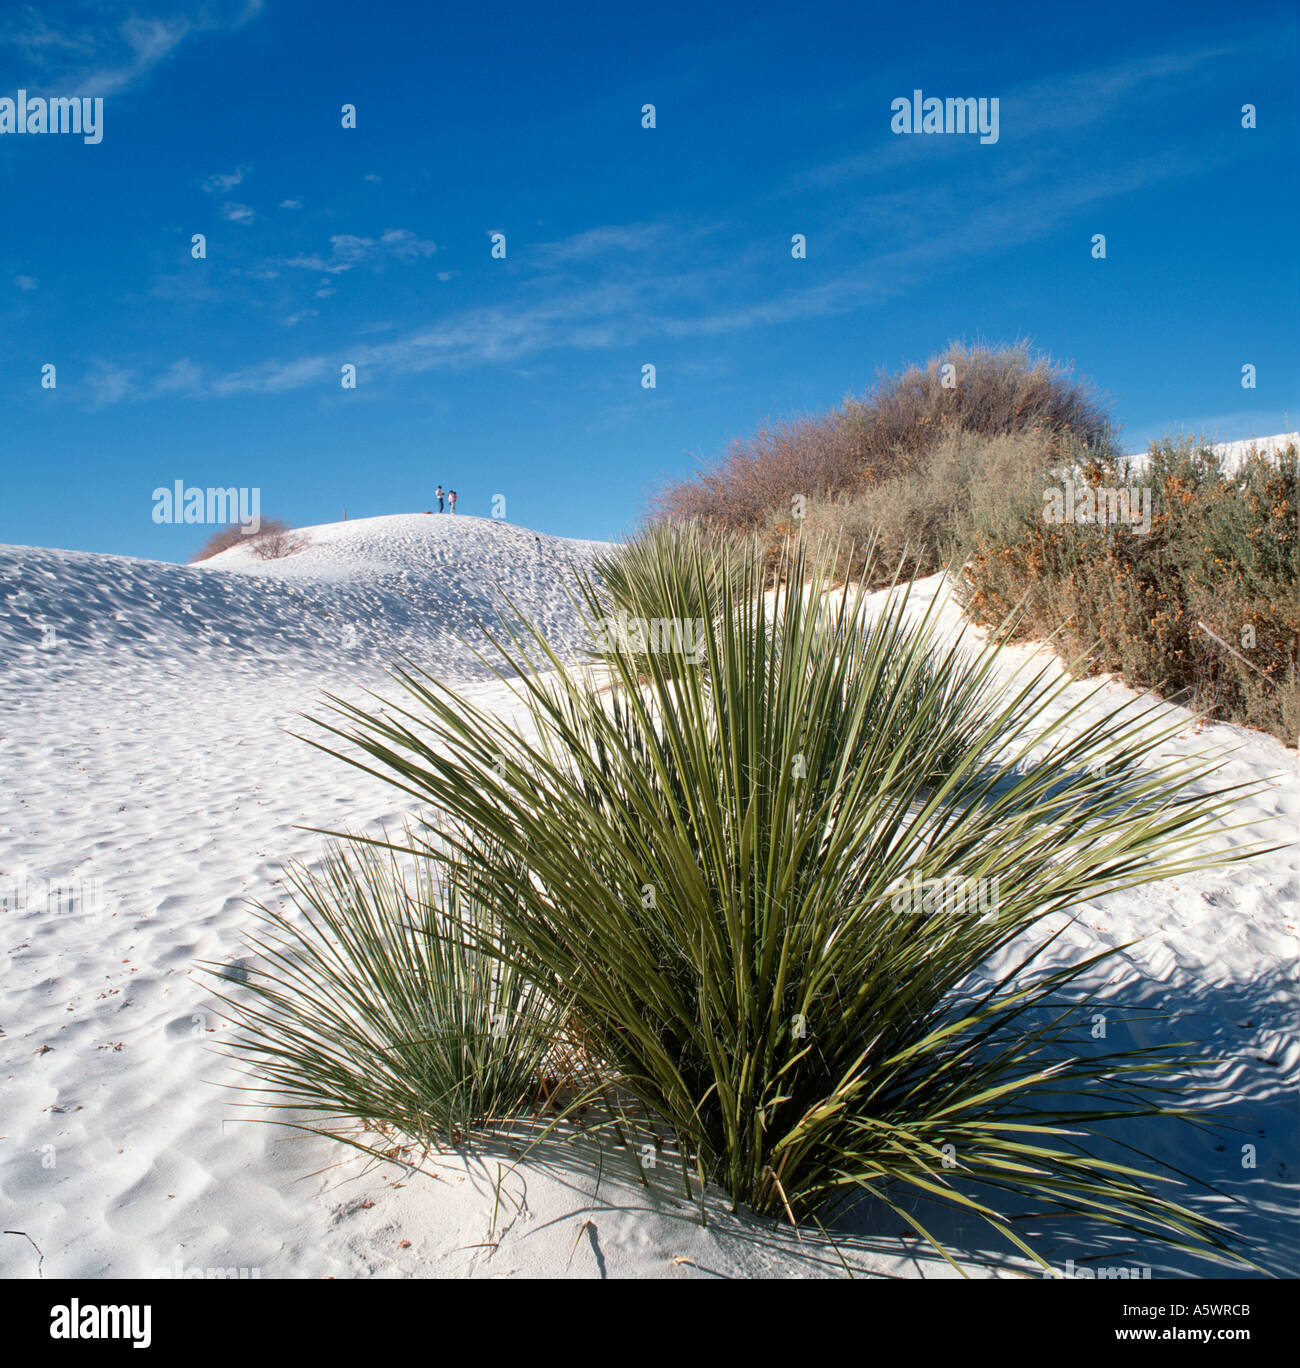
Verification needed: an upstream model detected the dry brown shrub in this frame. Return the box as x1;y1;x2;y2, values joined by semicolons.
842;339;1112;478
190;518;302;563
190;523;249;562
248;521;306;560
651;410;861;534
650;341;1110;539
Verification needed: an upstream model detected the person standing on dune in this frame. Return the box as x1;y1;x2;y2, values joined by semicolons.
448;490;458;514
434;485;445;513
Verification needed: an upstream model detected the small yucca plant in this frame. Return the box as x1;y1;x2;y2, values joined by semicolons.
207;839;569;1150
301;529;1263;1270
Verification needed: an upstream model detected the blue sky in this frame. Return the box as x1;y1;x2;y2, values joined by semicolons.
2;0;1297;560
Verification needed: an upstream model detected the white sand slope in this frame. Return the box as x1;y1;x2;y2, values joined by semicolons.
0;513;604;681
0;514;1295;1280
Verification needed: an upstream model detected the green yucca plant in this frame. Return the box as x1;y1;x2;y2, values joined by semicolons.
592;521;747;679
596;520;749;609
206;839;569;1150
300;528;1265;1270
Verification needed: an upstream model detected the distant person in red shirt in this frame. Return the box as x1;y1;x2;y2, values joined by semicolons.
448;490;458;514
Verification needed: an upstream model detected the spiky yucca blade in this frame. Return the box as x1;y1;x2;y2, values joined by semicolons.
301;529;1266;1270
206;839;569;1149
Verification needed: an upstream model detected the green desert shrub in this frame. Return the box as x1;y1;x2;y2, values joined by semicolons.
309;527;1259;1270
958;436;1299;745
207;839;570;1150
782;429;1056;585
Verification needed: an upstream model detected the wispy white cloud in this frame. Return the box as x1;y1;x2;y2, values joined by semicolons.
13;275;39;291
208;353;334;397
0;2;265;98
534;223;673;264
280;229;437;274
77;31;1268;412
90;133;1220;407
93;289;632;402
149;270;221;303
152;358;203;396
85;361;135;407
202;166;250;193
789;36;1261;192
222;202;255;225
376;229;437;260
147;132;1218;400
0;11;95;58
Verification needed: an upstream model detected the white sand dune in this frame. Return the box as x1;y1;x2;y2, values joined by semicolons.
1;513;1295;1279
0;513;603;680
